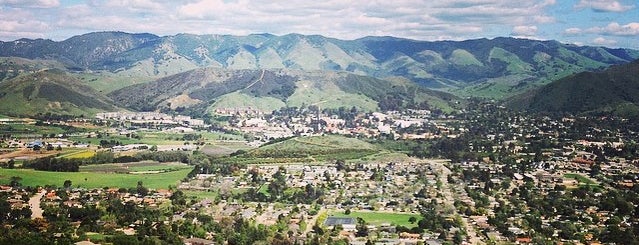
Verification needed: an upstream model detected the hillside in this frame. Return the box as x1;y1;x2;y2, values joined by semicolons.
2;32;638;99
231;135;381;163
507;59;639;117
107;68;460;115
0;57;67;82
0;69;118;116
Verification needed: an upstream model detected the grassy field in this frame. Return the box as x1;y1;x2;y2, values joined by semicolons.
80;161;190;173
564;173;598;186
183;190;219;200
329;211;420;228
0;167;192;189
0;123;67;136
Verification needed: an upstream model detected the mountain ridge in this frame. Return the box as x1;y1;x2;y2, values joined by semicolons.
2;31;638;99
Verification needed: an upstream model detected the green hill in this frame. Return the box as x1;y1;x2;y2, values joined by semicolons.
0;69;117;116
236;135;380;162
506;59;639;117
107;68;462;115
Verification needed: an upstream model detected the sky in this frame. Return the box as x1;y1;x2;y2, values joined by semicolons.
0;0;638;49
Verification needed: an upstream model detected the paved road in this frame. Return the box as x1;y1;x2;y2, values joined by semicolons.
29;190;45;219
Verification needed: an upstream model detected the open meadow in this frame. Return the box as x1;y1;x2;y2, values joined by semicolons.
0;163;192;189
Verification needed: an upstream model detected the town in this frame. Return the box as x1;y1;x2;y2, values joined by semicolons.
1;101;638;245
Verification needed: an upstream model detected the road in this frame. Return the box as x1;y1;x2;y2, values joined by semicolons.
431;160;485;245
29;190;45;219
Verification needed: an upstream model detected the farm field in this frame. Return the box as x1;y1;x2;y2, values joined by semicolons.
56;149;96;159
80;161;191;173
0;167;192;189
328;210;420;228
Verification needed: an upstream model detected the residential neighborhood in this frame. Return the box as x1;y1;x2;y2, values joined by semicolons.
1;101;639;244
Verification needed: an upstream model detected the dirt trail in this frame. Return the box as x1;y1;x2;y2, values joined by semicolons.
30;190;45;219
244;69;266;90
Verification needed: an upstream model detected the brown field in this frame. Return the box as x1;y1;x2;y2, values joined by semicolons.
0;148;59;162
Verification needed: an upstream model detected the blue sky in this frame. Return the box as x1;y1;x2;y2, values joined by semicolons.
0;0;637;49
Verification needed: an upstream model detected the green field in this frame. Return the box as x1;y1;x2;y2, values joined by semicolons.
328;211;420;228
183;190;219;200
0;167;192;189
80;161;191;173
564;173;598;186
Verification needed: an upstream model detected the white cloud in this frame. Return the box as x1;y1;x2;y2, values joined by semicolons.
0;0;59;8
512;25;538;36
587;22;639;36
564;28;583;35
0;0;635;49
575;0;635;12
592;37;617;45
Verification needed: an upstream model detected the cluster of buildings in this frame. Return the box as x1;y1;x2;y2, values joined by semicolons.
225;107;453;144
95;112;205;128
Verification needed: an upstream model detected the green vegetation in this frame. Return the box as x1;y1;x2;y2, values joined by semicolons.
507;60;639;117
0;70;116;117
80;161;191;173
235;135;381;163
183;190;219;200
0;167;192;189
564;173;598;186
329;211;420;228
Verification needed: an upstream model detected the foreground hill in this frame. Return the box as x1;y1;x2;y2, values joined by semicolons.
2;32;638;98
0;69;117;116
507;59;639;117
107;68;460;115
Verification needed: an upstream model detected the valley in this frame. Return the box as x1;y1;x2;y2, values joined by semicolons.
0;31;639;245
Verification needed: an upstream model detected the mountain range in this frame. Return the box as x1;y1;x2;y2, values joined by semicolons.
1;31;638;117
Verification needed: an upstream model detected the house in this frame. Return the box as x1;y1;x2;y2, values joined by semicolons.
27;140;44;148
515;236;532;244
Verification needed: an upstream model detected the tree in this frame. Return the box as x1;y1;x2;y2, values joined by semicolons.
409;216;417;224
7;158;15;169
355;217;368;237
9;176;22;187
136;181;149;197
63;180;72;189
